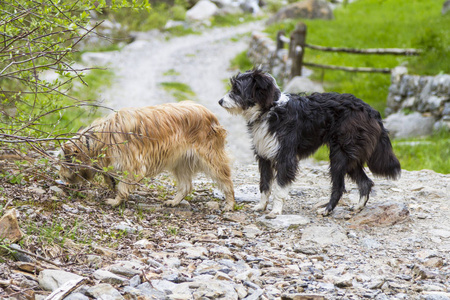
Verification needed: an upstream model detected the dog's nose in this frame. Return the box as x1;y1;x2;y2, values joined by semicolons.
218;99;224;106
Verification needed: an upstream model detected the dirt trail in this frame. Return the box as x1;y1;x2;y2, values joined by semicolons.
100;22;265;165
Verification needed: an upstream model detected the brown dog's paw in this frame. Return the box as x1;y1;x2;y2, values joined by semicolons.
164;200;179;207
222;203;235;212
106;198;122;207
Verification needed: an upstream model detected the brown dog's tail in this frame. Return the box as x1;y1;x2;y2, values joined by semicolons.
367;127;401;180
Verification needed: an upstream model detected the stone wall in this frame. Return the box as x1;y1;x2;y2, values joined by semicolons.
247;32;291;85
386;66;450;131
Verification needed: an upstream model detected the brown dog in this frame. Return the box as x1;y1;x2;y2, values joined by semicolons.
58;101;235;210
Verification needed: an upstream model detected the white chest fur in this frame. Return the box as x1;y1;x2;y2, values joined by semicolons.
250;121;280;160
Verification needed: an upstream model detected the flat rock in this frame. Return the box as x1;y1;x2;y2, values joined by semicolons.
234;184;260;202
107;260;146;277
242;224;263;238
281;293;327;300
38;269;84;291
87;283;124;300
182;246;209;259
349;202;410;228
384;111;435;138
257;214;310;230
301;225;347;246
93;269;129;285
64;293;90;300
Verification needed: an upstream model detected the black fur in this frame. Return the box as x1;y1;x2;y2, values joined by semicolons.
220;69;401;214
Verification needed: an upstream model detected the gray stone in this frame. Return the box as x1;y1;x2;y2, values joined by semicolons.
87;283;124;300
443;0;450;15
234;184;260;202
150;279;178;293
301;225;347;246
384;112;435;138
361;238;382;249
49;185;64;194
113;221;143;233
209;245;233;258
133;239;154;249
64;293;89;300
421;292;450;300
107;260;145;277
242;224;263;238
183;246;209;259
165;256;181;268
38;269;84;291
62;204;79;214
191;280;239;299
129;275;141;287
195;260;223;275
9;243;33;262
284;76;325;94
123;282;166;298
186;0;218;21
93;269;129;285
240;0;261;14
258;215;310;230
281;294;327;300
244;288;264;300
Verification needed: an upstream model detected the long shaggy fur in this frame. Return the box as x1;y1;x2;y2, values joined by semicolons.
219;69;400;216
59;101;235;210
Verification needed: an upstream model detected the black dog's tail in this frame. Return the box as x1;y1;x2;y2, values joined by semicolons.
368;127;401;180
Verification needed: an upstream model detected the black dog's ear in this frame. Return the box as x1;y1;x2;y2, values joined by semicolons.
251;70;280;110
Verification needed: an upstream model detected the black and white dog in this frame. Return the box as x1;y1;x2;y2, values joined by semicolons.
219;69;401;216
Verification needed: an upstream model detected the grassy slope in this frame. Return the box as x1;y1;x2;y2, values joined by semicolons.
262;0;450;173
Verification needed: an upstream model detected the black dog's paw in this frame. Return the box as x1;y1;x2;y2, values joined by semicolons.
317;205;333;216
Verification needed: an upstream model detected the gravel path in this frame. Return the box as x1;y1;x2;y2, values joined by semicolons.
100;22;265;165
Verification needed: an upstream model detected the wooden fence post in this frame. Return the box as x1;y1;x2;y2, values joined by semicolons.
289;22;307;78
276;30;285;52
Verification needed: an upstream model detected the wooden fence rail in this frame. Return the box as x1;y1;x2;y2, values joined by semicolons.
277;22;422;78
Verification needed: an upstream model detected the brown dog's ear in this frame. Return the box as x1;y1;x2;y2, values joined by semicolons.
251;70;280;110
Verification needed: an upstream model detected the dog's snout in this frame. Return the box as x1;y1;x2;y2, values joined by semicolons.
219;99;224;106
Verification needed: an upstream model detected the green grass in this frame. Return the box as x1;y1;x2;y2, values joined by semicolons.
163;69;181;76
264;0;450;114
160;81;196;102
392;130;450;174
230;50;253;72
72;69;114;103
